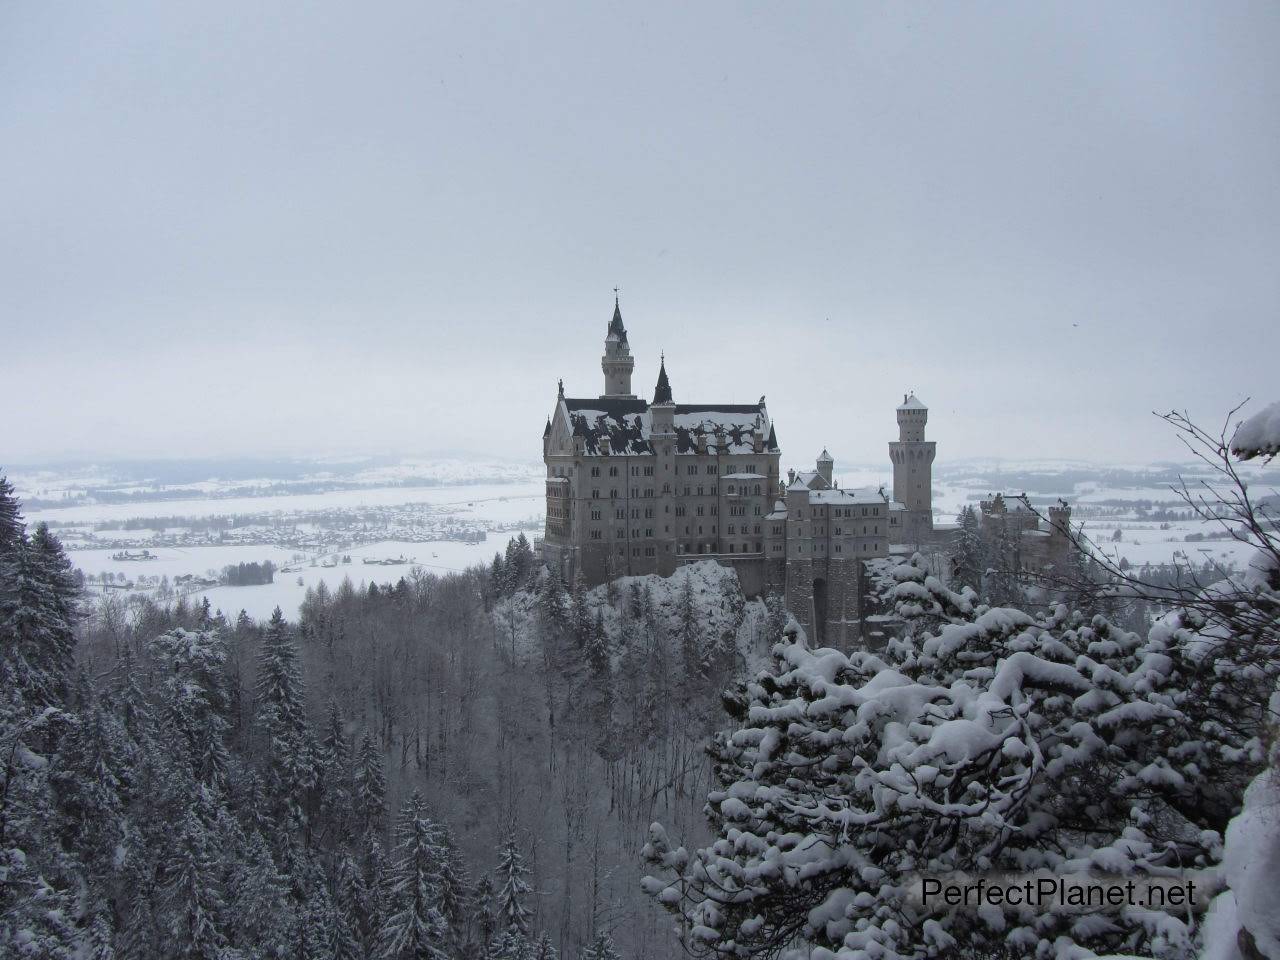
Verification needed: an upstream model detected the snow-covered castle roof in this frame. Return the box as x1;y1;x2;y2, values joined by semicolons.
897;392;927;411
562;396;778;457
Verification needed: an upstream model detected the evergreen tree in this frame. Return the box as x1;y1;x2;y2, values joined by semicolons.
379;808;448;960
950;505;984;590
353;730;387;838
257;606;314;826
329;854;364;960
533;931;559;960
226;828;292;957
473;875;498;958
160;812;227;959
494;825;533;936
0;473;24;555
578;931;620;960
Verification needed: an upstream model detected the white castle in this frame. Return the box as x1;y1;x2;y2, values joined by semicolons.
540;298;955;646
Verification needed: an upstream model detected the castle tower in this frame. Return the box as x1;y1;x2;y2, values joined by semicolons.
651;356;678;575
816;448;834;487
889;392;936;541
601;296;636;398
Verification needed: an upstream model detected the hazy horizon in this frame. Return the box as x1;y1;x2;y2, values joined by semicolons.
4;2;1278;465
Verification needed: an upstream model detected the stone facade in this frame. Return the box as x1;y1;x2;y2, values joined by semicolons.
541;299;952;647
978;493;1074;576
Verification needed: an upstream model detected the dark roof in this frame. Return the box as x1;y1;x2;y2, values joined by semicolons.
767;422;778;451
607;301;627;343
543;418;551;438
653;358;672;404
563;397;771;456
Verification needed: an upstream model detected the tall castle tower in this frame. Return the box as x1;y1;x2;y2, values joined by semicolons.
889;393;936;541
601;295;635;397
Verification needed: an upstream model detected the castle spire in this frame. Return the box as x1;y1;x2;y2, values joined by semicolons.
653;353;672;404
607;292;627;343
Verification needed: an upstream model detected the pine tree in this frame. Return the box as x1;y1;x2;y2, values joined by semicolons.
51;698;129;890
379;809;448;959
568;574;591;650
0;472;25;560
675;573;702;696
533;931;559;960
491;928;534;960
160;812;227;959
28;522;79;695
319;697;352;838
329;854;364;960
473;875;498;958
494;825;533;936
353;729;387;837
0;536;73;709
257;606;314;826
578;931;620;960
951;505;984;590
226;828;292;957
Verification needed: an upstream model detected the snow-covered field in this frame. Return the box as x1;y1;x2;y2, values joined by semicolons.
26;481;545;526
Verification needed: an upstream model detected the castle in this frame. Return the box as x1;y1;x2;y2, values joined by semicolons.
540;299;947;646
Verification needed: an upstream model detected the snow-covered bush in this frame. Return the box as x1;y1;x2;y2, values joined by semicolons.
642;554;1274;960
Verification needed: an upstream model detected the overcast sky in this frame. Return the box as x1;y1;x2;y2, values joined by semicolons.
3;1;1277;468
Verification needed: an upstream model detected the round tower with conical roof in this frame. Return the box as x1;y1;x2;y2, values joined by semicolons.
889;392;936;541
601;295;636;398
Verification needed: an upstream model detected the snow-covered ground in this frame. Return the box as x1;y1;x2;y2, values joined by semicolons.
26;481;544;526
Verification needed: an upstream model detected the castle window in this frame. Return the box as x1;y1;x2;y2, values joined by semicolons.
609;466;619;477
643;466;654;476
728;544;735;553
590;467;600;478
727;525;735;535
592;489;600;499
727;485;736;494
591;530;602;540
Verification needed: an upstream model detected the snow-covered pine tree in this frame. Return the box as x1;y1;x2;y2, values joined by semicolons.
0;474;22;549
578;930;621;960
319;696;352;838
435;824;473;950
473;874;499;956
353;729;387;838
532;930;559;960
644;553;1260;960
256;606;315;827
224;827;292;956
951;504;984;590
159;811;227;959
329;853;364;960
379;807;449;960
494;825;534;936
28;522;79;699
50;697;130;892
568;573;591;650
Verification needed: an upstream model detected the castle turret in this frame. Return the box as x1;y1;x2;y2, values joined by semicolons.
601;296;635;397
816;448;834;487
651;355;675;433
888;392;936;542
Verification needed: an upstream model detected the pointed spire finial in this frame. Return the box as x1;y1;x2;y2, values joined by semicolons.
653;353;672;404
